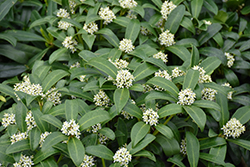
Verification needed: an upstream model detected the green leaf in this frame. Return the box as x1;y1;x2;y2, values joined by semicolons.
41;132;67;151
79;109;110;131
82;34;96;50
158;104;183;118
199;47;227;65
155;124;174;139
232;106;250;124
203;0;218;15
193;100;220;111
86;145;114;160
147;77;179;97
32;108;49;132
208;145;227;166
0;34;17;47
30;16;57;29
166;45;190;61
49;48;68;64
96;28;120;48
125;19;140;43
0;63;26;78
191;0;203;18
68;137;85;166
216;92;229;127
33;146;59;164
123;101;143;119
46;103;65;116
114;88;129;113
0;0;17;21
155;134;179;156
199;56;221;75
88;57;117;79
42;69;69;92
151;0;162;9
0;44;28;64
41;114;62;129
41;157;58;167
99;127;115;140
241;5;250;15
198;23;223;46
61;18;82;29
183;69;199;90
200;137;226;150
145;57;168;70
181;17;195;34
130;134;156;155
15;102;27;132
183;105;206;132
165;5;185;34
167;154;185;167
32;63;51;81
186;131;200;167
0;84;15;98
29;128;41;151
113;17;130;27
191;45;199;67
47;27;66;41
131;122;150;147
145;91;176;102
65;99;79;121
5;30;46;42
224;68;239;87
133;150;156;162
227;139;250;151
199;153;225;165
0;146;15;163
133;62;158;82
116;118;128;146
213;33;224;48
6;140;30;154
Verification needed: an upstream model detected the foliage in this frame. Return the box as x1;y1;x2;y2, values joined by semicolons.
0;0;250;166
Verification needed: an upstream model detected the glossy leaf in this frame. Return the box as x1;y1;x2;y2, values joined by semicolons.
130;134;156;155
133;62;158;82
114;88;129;113
133;150;156;162
232;106;250;124
6;140;30;154
65;99;79;121
32;108;49;132
30;16;57;29
15;102;27;132
131;122;150;147
41;132;67;151
0;34;17;46
49;48;68;64
193;100;220;111
167;154;185;167
204;0;218;15
68;137;85;166
33;147;59;164
166;45;190;61
199;153;225;165
29;128;41;151
41;114;62;129
86;145;114;160
186;131;199;167
216;93;229;127
125;19;140;43
200;137;226;150
5;30;46;42
191;45;199;67
123;101;143;119
227;139;250;151
158;103;183;118
99;127;115;140
145;91;176;102
155;124;174;139
183;69;199;90
40;157;58;167
0;0;18;21
191;0;203;18
198;23;223;46
199;56;221;75
155;134;179;156
96;28;120;48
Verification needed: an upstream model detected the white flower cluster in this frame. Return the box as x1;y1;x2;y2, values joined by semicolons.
159;30;175;47
69;0;76;14
79;75;86;82
126;10;137;19
2;113;16;128
58;21;73;30
114;69;134;89
225;52;235;68
171;67;185;78
119;38;135;53
221;118;245;139
155;70;172;81
142;108;159;126
140;27;151;36
80;155;95;167
203;20;212;25
13;154;34;167
83;22;98;35
70;62;80;69
119;0;137;9
25;111;37;131
39;131;51;148
86;123;102;133
98;133;109;144
99;7;116;25
153;51;168;63
180;139;187;155
156;18;164;29
143;84;153;93
201;88;217;101
192;66;212;83
161;1;177;20
10;131;28;144
177;88;196;105
113;146;132;167
109;58;129;69
93;90;110;107
42;88;62;106
56;8;70;18
221;83;233;100
61;119;81;139
14;75;43;97
121;110;134;120
62;36;78;53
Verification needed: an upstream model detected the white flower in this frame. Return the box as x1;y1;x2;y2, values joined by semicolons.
113;146;132;167
58;21;73;30
119;0;137;9
61;119;81;139
143;84;153;93
225;52;235;68
13;154;34;167
86;123;102;133
39;132;51;148
121;110;133;120
109;58;129;69
98;133;109;144
99;7;116;25
57;8;70;18
83;22;98;35
201;88;217;101
171;67;185;78
70;62;81;69
80;155;95;167
10;131;28;144
69;0;76;14
161;1;177;20
126;10;137;19
2;113;16;128
142;108;159;126
114;69;134;89
155;18;164;28
180;139;187;155
177;88;196;105
62;36;78;53
93;90;110;107
203;20;212;25
119;38;135;53
25;111;37;132
80;0;85;2
155;70;172;81
221;118;245;139
159;30;175;47
42;88;62;106
192;66;212;83
79;75;86;82
221;83;233;100
140;27;151;36
153;51;168;63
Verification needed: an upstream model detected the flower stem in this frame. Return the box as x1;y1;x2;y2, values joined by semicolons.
102;158;106;167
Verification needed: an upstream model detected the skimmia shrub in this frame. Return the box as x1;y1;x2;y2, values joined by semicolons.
0;0;250;166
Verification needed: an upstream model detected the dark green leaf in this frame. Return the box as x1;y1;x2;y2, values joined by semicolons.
133;62;158;82
41;114;62;129
86;145;114;160
125;19;140;43
232;106;250;124
99;127;115;140
155;124;174;139
204;0;218;15
200;137;226;150
114;88;129;113
68;137;85;166
183;69;199;90
65;99;79;121
166;45;190;61
41;157;58;167
181;17;195;34
29;128;41;151
158;104;183;118
15;102;27;132
186;131;199;167
5;30;46;42
130;134;156;155
49;48;68;64
0;84;15;98
96;28;120;48
41;132;67;151
30;16;57;29
46;103;65;116
0;33;17;46
32;108;49;132
133;150;156;162
193;100;220;111
0;44;28;64
167;154;185;167
33;146;59;164
155;134;179;156
199;153;225;165
6;140;30;154
123;101;143;119
191;45;199;67
131;122;150;147
0;0;18;21
216;93;229;127
191;0;203;18
198;23;223;46
199;56;221;75
0;63;26;78
82;34;96;50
